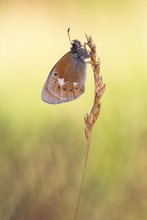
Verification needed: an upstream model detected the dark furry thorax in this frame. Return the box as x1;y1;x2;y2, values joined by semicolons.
70;40;90;61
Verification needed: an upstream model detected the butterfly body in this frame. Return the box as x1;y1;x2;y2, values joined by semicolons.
42;40;90;104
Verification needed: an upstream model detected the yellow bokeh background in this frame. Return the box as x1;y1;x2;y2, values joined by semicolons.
0;0;147;219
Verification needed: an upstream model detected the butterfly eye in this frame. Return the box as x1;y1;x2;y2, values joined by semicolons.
75;87;78;90
63;88;66;91
54;72;57;76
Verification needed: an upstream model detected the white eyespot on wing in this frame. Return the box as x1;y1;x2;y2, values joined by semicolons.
73;82;78;86
58;78;65;86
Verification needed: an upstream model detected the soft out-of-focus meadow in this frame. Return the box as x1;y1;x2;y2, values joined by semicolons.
0;0;147;219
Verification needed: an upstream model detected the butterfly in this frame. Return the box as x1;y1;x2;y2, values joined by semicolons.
41;29;90;104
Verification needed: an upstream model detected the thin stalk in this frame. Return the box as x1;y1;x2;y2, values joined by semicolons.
74;34;105;220
74;136;91;220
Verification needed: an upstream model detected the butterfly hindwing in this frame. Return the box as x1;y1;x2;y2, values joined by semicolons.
42;52;86;104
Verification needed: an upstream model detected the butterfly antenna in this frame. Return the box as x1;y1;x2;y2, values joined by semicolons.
67;28;72;44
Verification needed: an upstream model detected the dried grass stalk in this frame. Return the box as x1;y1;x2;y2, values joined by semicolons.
84;35;106;140
74;35;106;220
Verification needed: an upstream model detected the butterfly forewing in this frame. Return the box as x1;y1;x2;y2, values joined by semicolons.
42;52;86;104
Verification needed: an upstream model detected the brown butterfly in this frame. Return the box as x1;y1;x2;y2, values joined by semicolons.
41;29;90;104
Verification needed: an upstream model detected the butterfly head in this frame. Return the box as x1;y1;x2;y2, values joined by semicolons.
71;40;82;49
71;40;90;60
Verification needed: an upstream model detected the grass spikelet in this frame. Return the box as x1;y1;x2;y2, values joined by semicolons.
84;34;106;140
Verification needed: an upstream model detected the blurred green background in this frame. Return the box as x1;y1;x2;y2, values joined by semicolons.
0;0;147;219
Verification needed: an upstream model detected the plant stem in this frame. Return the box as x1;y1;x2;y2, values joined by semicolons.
74;34;105;220
74;136;91;220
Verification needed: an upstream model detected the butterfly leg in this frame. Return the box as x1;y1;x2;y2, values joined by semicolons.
85;61;93;65
83;42;89;50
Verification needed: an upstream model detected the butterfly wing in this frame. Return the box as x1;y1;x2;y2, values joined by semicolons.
42;52;86;104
